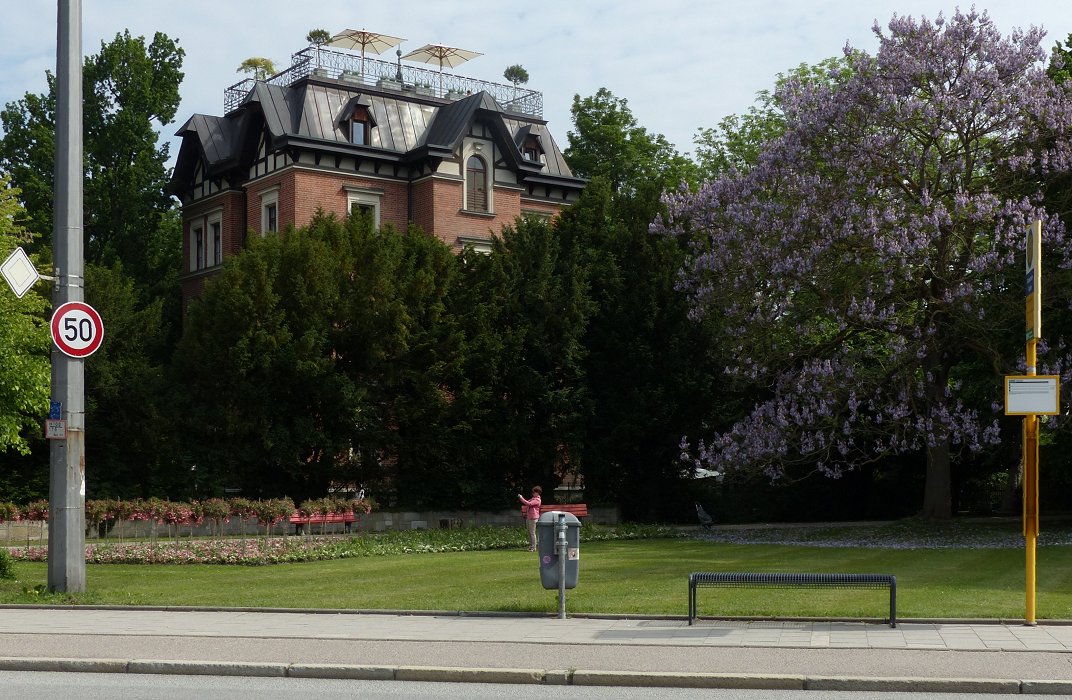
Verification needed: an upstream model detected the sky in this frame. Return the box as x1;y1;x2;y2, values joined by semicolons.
1;1;1071;164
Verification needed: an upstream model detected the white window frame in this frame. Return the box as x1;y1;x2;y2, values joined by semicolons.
260;187;280;235
345;186;382;229
207;209;223;266
193;224;205;270
458;235;493;255
462;141;494;214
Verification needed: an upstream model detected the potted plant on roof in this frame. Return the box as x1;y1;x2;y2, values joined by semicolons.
236;57;277;82
307;28;331;77
503;64;529;106
377;76;402;91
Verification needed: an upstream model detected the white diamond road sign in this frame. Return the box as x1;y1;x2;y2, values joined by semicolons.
1;247;40;298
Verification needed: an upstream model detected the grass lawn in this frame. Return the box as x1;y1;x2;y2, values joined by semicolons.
4;538;1072;620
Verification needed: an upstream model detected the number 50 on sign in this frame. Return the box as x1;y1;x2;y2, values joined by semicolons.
50;301;105;358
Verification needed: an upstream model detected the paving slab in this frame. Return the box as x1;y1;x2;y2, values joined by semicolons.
1;606;1071;692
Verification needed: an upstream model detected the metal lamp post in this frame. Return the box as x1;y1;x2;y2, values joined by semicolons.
48;0;86;593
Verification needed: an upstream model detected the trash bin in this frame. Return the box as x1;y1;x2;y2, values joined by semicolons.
537;511;580;589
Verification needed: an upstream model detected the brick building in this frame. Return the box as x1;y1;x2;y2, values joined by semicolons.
168;46;586;304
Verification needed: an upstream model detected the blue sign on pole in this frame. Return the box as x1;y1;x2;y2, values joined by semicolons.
49;400;61;420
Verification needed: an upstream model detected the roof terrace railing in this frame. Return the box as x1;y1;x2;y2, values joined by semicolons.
224;46;543;118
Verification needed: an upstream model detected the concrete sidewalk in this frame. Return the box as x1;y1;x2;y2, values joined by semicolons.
1;607;1071;693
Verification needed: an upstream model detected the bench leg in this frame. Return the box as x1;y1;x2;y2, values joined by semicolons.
890;579;897;628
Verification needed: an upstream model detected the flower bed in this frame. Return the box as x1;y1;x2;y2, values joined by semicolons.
0;496;373;544
5;524;682;566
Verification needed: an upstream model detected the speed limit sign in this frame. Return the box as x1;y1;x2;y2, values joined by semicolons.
50;301;105;358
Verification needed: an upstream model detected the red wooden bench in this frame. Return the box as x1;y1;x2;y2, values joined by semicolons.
289;511;356;535
538;503;588;518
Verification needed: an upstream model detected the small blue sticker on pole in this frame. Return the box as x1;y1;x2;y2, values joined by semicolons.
49;400;61;420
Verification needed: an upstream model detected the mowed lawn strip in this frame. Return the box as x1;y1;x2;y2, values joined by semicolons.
4;539;1072;619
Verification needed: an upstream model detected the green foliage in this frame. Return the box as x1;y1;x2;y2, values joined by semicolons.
502;64;529;86
173;212;466;505
0;174;50;457
1;31;185;287
84;261;176;498
237;57;277;80
0;88;55;243
0;550;14;580
1049;33;1072;85
565;88;699;201
306;29;331;46
692;56;855;179
453;217;593;499
174;216;357;499
556;179;724;520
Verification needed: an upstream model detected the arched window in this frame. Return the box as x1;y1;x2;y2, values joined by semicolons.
466;155;487;212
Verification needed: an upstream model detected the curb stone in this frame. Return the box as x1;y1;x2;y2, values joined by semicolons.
805;676;1022;694
393;666;545;684
287;663;395;680
0;658;127;674
127;660;287;677
571;670;805;689
1021;680;1072;695
0;657;1066;693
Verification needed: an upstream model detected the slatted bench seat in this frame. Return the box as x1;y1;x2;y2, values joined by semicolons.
289;511;356;535
688;572;897;627
538;503;589;518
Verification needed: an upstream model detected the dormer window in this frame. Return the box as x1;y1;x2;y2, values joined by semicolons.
350;106;371;146
337;96;378;147
522;136;543;162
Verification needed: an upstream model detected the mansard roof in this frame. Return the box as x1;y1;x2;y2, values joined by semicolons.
169;76;583;195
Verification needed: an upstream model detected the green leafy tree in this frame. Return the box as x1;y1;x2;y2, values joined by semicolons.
0;174;49;456
453;217;593;497
0;30;185;288
334;217;467;508
173;216;359;500
306;29;331;46
1049;33;1072;85
83;261;176;498
503;64;529;87
556;178;724;519
565;88;698;198
237;57;277;80
693;57;855;179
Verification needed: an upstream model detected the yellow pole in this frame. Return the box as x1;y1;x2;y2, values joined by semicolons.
1024;340;1039;625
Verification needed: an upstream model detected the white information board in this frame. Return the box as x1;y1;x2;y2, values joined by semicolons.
1005;376;1060;415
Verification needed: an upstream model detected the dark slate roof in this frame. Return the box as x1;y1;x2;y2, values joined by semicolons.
169;112;246;188
170;78;580;192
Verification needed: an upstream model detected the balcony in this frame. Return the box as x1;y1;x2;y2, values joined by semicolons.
225;46;543;118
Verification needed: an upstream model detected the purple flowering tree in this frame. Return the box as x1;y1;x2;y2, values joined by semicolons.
657;10;1072;518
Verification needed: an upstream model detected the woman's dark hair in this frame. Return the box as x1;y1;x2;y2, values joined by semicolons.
532;486;542;495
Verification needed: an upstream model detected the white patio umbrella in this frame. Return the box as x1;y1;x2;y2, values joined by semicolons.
328;29;405;77
401;43;482;92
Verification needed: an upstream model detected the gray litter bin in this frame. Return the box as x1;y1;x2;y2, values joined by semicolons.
537;511;580;589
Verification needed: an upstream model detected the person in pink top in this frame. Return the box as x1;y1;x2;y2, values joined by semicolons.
517;486;542;552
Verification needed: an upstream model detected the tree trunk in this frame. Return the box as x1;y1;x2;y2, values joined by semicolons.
921;439;952;519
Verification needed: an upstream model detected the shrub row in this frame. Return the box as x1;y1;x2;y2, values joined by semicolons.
0;496;373;529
